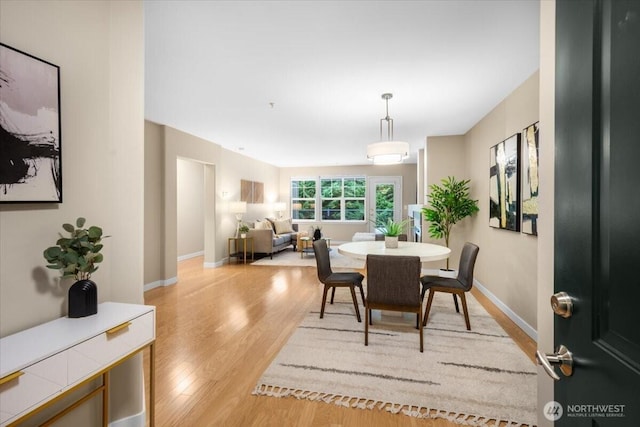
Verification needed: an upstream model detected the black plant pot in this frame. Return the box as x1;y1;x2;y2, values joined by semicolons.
68;279;97;318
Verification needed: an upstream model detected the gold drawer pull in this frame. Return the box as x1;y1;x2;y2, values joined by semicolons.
106;321;132;335
0;371;24;386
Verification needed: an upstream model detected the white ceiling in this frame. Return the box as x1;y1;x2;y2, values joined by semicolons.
144;0;540;167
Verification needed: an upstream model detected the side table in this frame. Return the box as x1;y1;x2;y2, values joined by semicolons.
300;237;331;258
228;237;254;264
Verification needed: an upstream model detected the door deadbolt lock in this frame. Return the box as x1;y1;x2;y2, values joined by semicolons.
536;345;574;381
551;291;573;318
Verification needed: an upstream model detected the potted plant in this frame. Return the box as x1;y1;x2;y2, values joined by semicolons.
422;176;479;276
239;223;250;238
43;217;107;318
375;217;410;248
311;225;322;241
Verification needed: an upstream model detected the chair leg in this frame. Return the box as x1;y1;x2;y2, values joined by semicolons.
453;294;460;312
320;285;330;319
358;284;365;306
418;309;423;352
330;287;336;304
422;289;435;327
418;286;426;328
350;286;362;322
460;292;471;330
369;309;373;325
364;305;369;346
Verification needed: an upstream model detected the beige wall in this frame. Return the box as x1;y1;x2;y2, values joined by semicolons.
0;0;145;424
537;0;555;424
423;135;469;269
177;158;205;258
427;135;467;188
279;164;417;242
418;74;541;337
144;122;281;286
464;71;540;331
144;121;165;285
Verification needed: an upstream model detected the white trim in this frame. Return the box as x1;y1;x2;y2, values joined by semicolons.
421;268;537;341
177;250;204;262
109;409;145;427
204;259;225;268
144;276;177;292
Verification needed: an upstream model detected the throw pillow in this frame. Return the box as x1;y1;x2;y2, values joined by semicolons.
254;220;272;230
274;218;294;234
265;217;276;231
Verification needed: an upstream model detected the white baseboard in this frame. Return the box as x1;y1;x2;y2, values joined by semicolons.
177;250;204;262
421;268;537;341
109;409;145;427
473;279;538;341
204;259;224;268
144;258;224;292
144;276;177;292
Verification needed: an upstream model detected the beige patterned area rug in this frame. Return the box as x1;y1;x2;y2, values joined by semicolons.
253;288;537;426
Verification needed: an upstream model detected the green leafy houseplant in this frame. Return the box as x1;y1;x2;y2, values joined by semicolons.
374;217;410;237
238;224;250;234
43;217;107;281
422;176;479;269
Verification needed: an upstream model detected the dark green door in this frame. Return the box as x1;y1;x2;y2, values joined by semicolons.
552;0;640;424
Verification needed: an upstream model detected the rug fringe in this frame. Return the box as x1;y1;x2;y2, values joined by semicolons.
253;383;535;426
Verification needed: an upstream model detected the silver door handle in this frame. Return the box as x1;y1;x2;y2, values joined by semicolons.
551;291;573;318
536;345;573;381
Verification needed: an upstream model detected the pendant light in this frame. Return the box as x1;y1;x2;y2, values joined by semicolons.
366;93;410;165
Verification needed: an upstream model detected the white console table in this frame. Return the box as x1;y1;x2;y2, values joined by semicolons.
0;302;156;426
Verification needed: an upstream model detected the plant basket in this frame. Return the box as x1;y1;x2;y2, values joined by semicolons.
385;235;399;249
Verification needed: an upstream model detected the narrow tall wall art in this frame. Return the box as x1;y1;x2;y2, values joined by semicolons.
521;122;539;235
489;133;521;231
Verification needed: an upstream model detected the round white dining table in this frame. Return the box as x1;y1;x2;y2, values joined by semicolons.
338;240;451;262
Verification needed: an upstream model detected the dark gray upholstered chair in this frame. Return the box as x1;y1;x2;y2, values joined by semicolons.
365;254;423;352
420;242;480;330
313;239;365;322
374;234;408;241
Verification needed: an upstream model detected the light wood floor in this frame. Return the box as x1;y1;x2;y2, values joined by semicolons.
143;256;536;426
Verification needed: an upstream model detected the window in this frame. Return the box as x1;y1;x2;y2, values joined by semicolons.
291;176;365;222
291;179;316;220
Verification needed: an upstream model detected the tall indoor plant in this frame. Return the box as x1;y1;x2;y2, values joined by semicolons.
43;217;107;317
422;176;479;270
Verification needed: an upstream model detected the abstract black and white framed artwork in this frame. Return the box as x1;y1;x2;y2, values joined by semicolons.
0;43;62;203
521;122;539;235
489;133;521;231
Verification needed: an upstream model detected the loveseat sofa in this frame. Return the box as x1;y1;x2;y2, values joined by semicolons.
246;218;298;258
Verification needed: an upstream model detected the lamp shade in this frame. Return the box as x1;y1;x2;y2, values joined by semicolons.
367;141;410;165
273;202;286;212
230;201;247;214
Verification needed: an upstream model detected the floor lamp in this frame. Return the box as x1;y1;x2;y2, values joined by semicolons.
230;201;247;237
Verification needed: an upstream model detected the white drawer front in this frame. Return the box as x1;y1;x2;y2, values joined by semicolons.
0;351;67;425
67;312;154;385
